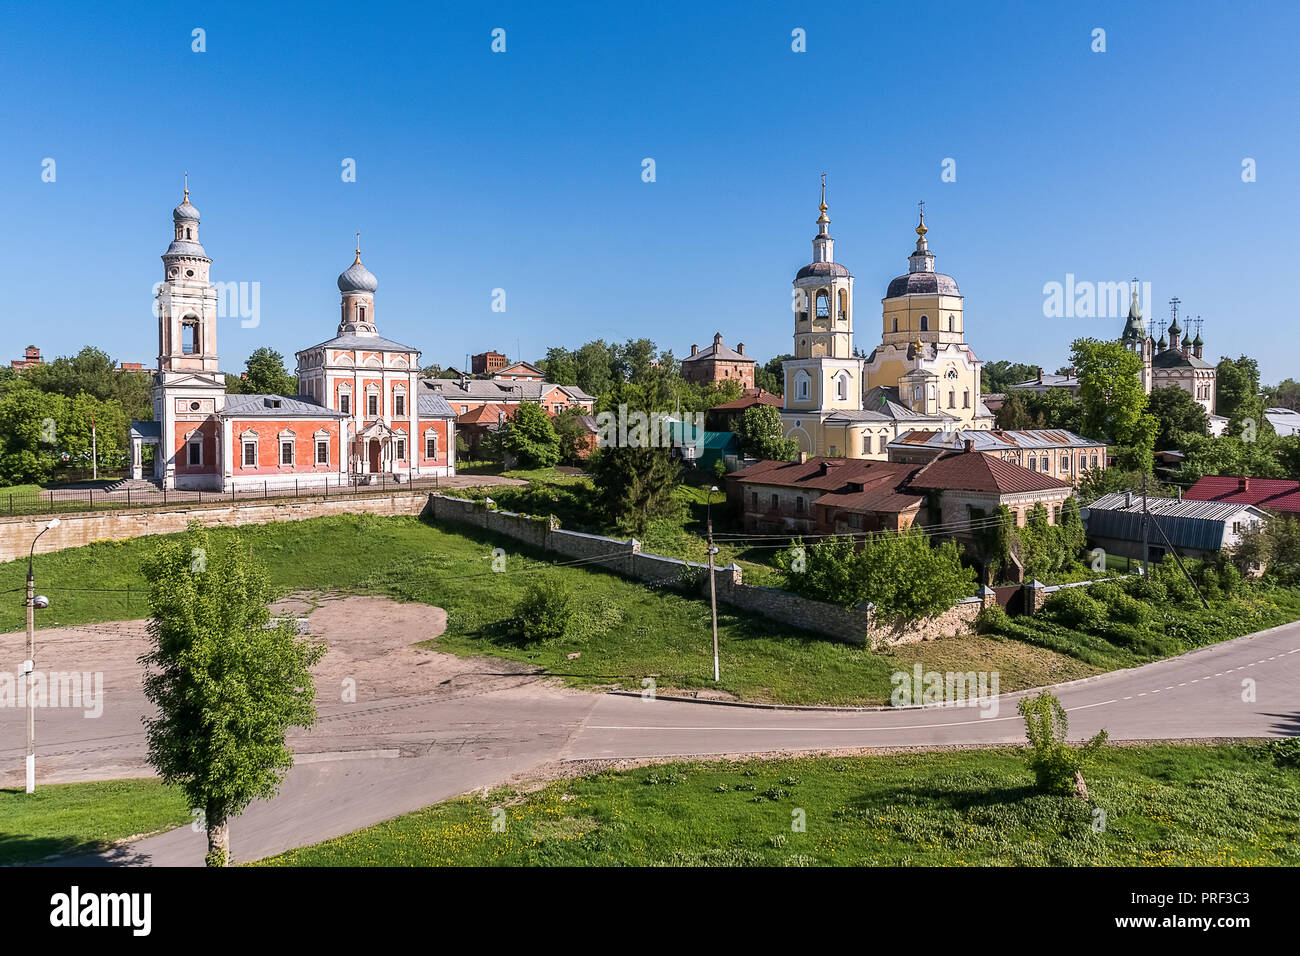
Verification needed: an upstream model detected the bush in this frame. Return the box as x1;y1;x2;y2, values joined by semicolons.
1124;572;1167;604
974;603;1010;635
1018;691;1108;798
1044;587;1106;631
513;575;573;643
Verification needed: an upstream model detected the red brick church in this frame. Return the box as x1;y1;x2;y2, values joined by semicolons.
129;189;456;489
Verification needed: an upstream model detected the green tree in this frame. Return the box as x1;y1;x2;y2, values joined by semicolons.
501;402;561;468
1146;385;1209;448
540;347;578;387
0;380;65;484
776;529;977;622
513;575;574;642
240;347;298;395
754;354;792;396
735;404;798;461
552;406;592;464
140;525;324;866
1262;377;1300;411
981;361;1039;394
994;388;1084;432
1018;691;1108;799
1216;355;1263;432
1070;338;1149;442
588;446;682;534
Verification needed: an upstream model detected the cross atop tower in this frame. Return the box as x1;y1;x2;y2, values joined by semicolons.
354;230;362;262
1169;296;1180;322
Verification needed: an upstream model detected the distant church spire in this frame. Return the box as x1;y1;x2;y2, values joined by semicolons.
811;174;834;263
908;201;935;274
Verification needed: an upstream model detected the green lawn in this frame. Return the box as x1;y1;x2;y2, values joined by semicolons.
1;513;1095;705
0;779;189;865
255;744;1300;866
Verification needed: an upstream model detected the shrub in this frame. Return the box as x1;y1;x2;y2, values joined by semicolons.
974;603;1010;635
513;575;573;643
1044;587;1106;631
1018;691;1108;798
1124;572;1167;604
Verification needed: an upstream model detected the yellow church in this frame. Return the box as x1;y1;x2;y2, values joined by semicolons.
781;186;994;459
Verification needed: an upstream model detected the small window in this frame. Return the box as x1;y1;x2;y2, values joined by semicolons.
1053;506;1062;524
189;401;200;411
395;394;406;416
395;438;406;460
280;441;294;465
1091;455;1099;469
948;390;955;408
919;315;929;331
187;440;201;466
182;322;198;355
862;434;871;454
1029;458;1038;471
1061;454;1069;471
963;390;970;408
1041;456;1049;471
796;496;805;513
316;440;329;465
243;441;257;466
1233;521;1242;534
426;435;438;459
891;317;898;333
339;394;350;414
368;394;379;417
771;494;779;511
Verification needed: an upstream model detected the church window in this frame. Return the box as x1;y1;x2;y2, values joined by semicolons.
816;291;830;318
368;393;379;417
1061;454;1070;471
187;438;202;466
185;269;194;278
189;401;200;411
280;440;295;465
836;373;848;401
1041;456;1049;471
426;434;438;459
919;315;929;331
181;319;198;355
316;440;329;465
963;390;970;408
395;438;406;460
891;317;898;333
948;314;955;331
913;385;923;403
837;290;847;319
395;393;406;416
339;394;350;414
186;228;192;239
242;441;257;466
862;434;871;454
359;305;366;325
1029;458;1038;471
948;390;955;408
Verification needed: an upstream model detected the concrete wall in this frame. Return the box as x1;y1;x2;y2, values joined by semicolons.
425;493;984;647
0;492;430;563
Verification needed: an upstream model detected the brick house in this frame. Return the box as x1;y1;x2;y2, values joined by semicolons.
471;350;509;375
705;388;783;433
728;447;1074;545
1183;475;1300;516
682;332;755;389
421;375;594;418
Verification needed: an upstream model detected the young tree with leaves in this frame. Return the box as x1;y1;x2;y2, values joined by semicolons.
736;404;799;461
1018;691;1108;800
140;524;324;866
588;445;682;534
501;402;561;468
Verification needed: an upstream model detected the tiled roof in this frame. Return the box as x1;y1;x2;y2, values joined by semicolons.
907;451;1072;494
683;340;754;364
1183;476;1300;514
221;394;350;418
711;390;783;411
731;457;916;493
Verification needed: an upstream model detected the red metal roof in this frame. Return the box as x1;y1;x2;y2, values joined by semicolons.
710;390;783;411
1183;476;1300;514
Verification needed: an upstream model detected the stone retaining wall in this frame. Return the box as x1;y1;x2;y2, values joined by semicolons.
0;493;431;563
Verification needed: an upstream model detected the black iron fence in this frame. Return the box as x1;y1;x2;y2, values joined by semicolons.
2;472;450;518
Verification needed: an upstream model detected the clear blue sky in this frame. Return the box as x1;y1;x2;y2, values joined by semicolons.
2;0;1297;383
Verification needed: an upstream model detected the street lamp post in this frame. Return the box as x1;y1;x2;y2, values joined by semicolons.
25;517;60;794
706;485;720;682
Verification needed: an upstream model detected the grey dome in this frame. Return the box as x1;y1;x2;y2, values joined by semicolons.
338;257;378;293
795;261;852;280
164;239;208;258
173;199;200;223
886;272;961;297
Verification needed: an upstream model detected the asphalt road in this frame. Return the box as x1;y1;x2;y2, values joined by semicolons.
4;607;1298;866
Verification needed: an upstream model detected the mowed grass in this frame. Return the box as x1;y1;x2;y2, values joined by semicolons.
0;779;189;865
0;513;1095;705
255;744;1300;867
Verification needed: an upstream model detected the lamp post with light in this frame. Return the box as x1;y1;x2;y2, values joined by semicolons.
24;517;60;793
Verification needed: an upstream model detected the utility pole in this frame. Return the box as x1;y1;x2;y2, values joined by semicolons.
1141;473;1149;575
707;485;720;682
90;410;98;481
25;518;60;793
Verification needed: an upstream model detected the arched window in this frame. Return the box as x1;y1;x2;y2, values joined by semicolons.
891;317;898;333
836;372;848;401
186;228;192;239
919;315;929;331
948;390;955;408
816;291;830;318
181;318;199;355
963;390;970;408
837;289;847;319
948;314;955;331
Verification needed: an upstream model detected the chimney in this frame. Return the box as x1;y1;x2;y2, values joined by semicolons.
736;342;745;355
690;344;698;357
1239;477;1250;493
1124;491;1132;508
798;451;808;464
713;332;723;347
963;438;974;453
1037;366;1044;383
1177;486;1182;500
